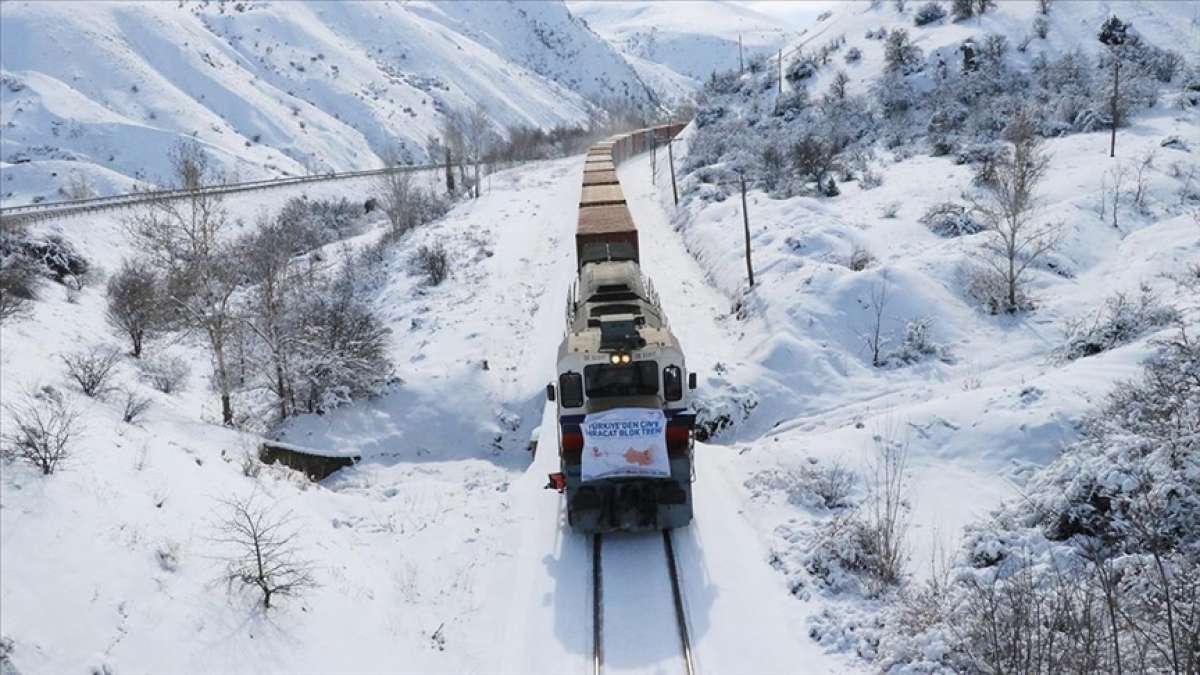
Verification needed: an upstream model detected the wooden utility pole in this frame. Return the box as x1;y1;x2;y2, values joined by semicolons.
667;139;678;206
651;134;657;185
1109;57;1120;158
739;35;744;74
777;49;783;96
741;175;754;287
444;145;454;194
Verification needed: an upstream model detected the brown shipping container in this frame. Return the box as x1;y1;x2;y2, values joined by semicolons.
583;170;618;186
580;184;625;207
576;204;638;269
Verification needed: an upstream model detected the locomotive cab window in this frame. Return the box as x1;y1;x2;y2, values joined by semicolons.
559;372;584;408
663;365;683;402
584;361;658;399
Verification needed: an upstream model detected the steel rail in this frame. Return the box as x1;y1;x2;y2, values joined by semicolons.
663;530;696;675
592;533;604;675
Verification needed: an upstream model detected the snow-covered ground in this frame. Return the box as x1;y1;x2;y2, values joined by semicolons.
0;0;658;206
3;2;1198;673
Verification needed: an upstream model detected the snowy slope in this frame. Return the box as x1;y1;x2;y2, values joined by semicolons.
781;0;1200;101
569;1;798;86
0;0;658;206
663;0;1200;664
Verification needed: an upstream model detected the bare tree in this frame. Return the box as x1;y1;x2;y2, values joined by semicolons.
61;345;122;398
376;159;417;237
127;142;241;425
1104;162;1128;230
973;112;1056;313
826;70;850;102
214;493;315;610
167;140;210;190
238;217;302;420
2;392;81;475
1132;151;1154;213
462;104;496;199
106;259;162;358
439;114;467;190
863;280;890;367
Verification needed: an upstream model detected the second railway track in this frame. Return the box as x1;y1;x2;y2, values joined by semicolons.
591;531;696;675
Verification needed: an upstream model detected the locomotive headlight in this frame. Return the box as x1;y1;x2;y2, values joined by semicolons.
620;354;632;364
610;354;622;365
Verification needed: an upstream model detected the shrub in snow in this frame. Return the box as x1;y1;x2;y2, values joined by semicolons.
0;224;41;322
1059;289;1179;361
844;47;862;64
847;246;875;271
809;430;912;595
919;202;985;237
860;168;883;190
106;259;164;358
785;55;819;83
1;391;80;475
954;142;1007;185
964;265;1031;314
139;354;190;394
880;318;947;367
277;196;365;253
1;225;89;314
412;243;450;286
61;345;121;398
822;176;841;197
120;389;152;425
748;460;857;510
913;2;946;26
808;461;856;509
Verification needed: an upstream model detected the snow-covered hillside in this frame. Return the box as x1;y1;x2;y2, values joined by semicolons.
570;1;797;94
0;0;658;206
671;0;1200;670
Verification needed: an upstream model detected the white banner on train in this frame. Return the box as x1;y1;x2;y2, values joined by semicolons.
580;408;670;482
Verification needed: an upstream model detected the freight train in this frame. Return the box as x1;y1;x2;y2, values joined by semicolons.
544;123;696;533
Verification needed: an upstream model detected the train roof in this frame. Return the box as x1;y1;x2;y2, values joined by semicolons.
562;261;677;355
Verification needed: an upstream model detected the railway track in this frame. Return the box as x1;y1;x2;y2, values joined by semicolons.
0;161;449;227
591;531;695;675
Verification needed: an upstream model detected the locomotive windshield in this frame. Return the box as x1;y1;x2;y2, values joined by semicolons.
584;361;659;398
